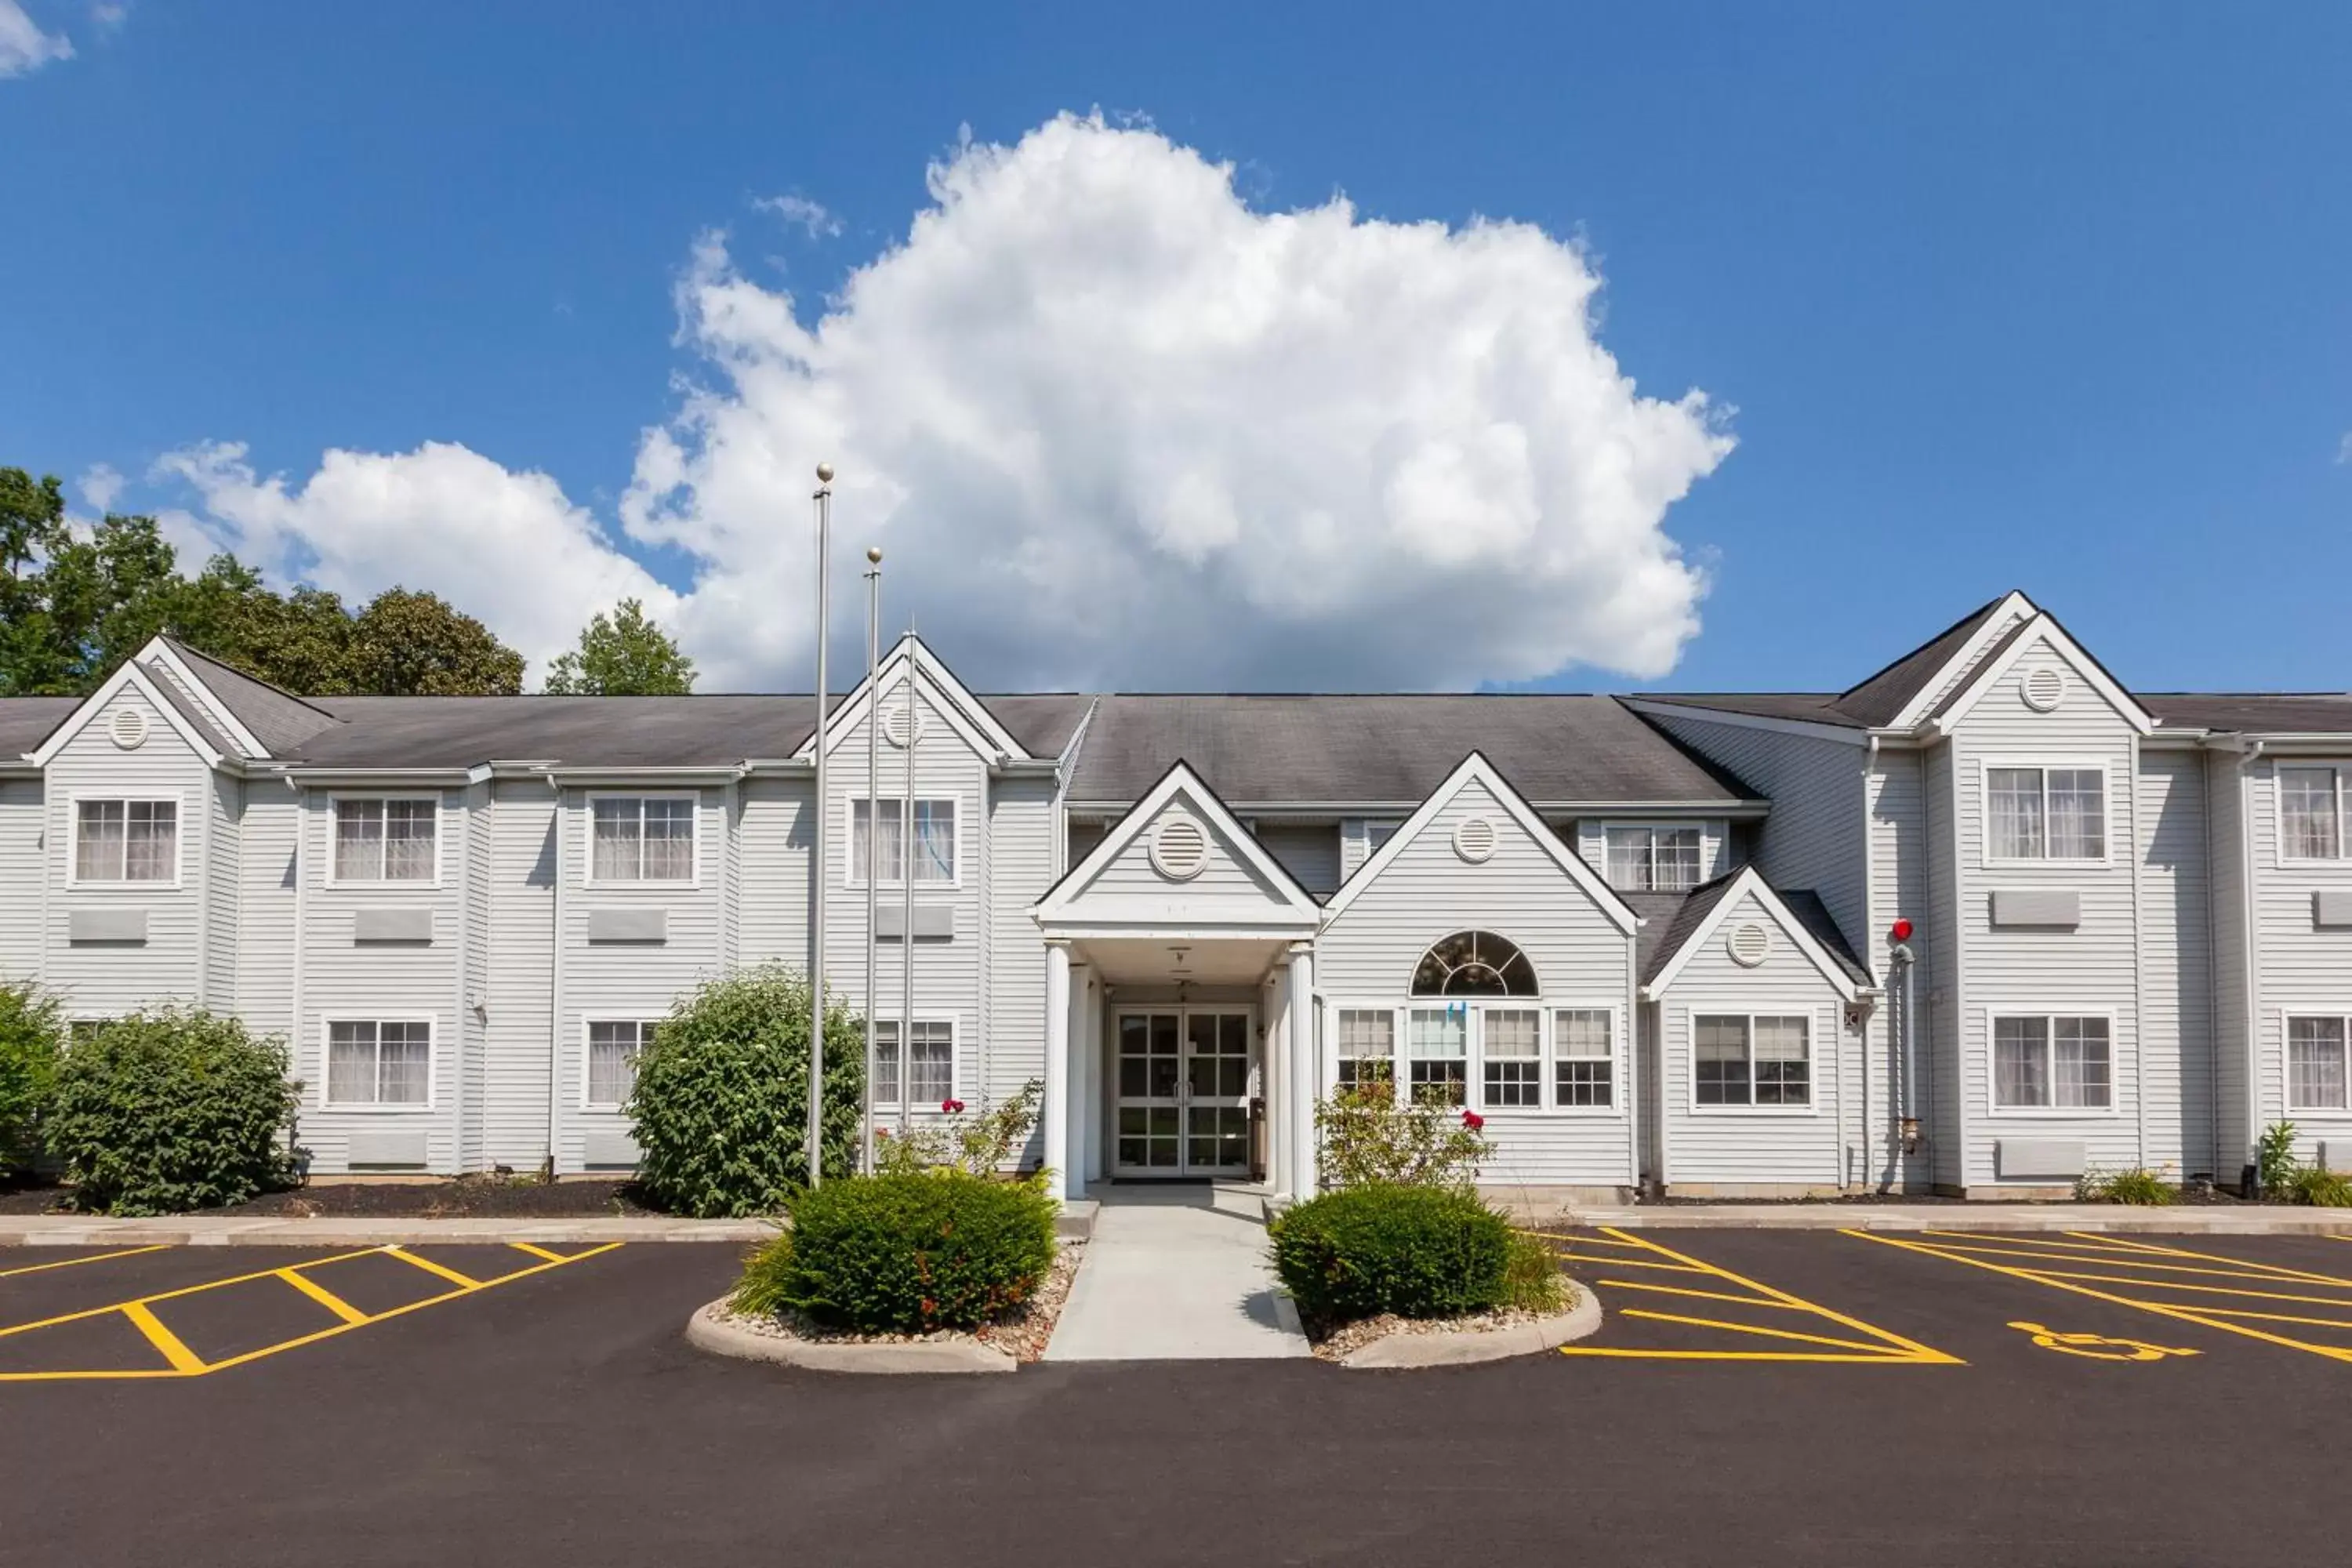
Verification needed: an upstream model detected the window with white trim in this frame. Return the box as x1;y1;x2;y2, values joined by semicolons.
586;1020;651;1110
874;1018;954;1107
1334;1008;1395;1092
1694;1014;1810;1107
334;797;437;882
74;799;176;882
591;797;695;881
325;1020;430;1106
2279;768;2344;861
2287;1016;2350;1112
1554;1008;1614;1108
1987;768;2105;861
850;798;956;884
1605;826;1704;891
1481;1008;1542;1107
1992;1015;2113;1110
1406;1007;1468;1105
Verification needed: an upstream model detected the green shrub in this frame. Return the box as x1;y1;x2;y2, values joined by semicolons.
1269;1181;1517;1324
732;1171;1058;1333
2077;1165;2179;1205
870;1078;1043;1176
2282;1166;2352;1207
0;982;65;1169
2258;1120;2300;1196
1315;1083;1494;1191
1501;1231;1567;1312
627;964;867;1218
47;1009;298;1215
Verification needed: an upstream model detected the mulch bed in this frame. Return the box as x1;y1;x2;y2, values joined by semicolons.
0;1174;667;1218
710;1240;1086;1364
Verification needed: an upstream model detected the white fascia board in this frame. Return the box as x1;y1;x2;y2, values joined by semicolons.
1620;699;1872;748
143;639;270;758
1883;590;2042;731
1319;750;1641;934
1639;866;1862;1003
1925;612;2155;738
27;659;227;770
1033;759;1322;926
804;637;1029;764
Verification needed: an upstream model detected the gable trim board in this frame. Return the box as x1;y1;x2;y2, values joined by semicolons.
805;637;1035;764
1642;867;1866;1004
144;640;273;759
1926;615;2157;738
1882;591;2042;731
27;662;228;771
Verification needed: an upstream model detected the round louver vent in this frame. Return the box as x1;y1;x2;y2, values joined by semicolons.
883;701;924;749
1453;816;1497;863
1150;815;1208;881
108;707;150;750
1726;921;1773;968
2020;667;2067;713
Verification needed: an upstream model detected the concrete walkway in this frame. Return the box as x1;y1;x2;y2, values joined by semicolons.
1044;1185;1312;1361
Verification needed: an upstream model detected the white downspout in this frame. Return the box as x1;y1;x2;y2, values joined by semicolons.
2127;734;2150;1170
545;774;564;1179
1857;735;1878;1190
2241;742;2265;1185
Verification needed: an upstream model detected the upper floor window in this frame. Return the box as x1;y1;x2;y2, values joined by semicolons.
333;798;437;883
1605;826;1703;891
74;799;177;883
2280;767;2345;861
1411;930;1539;996
850;798;956;884
591;796;695;882
1987;767;2105;861
1992;1014;2113;1111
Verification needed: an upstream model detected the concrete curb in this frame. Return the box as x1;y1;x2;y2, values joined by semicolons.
0;1217;779;1247
1542;1205;2352;1234
685;1299;1017;1374
1338;1287;1604;1370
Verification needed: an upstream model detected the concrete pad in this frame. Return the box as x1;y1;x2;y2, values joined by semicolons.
1338;1289;1604;1370
1044;1185;1312;1361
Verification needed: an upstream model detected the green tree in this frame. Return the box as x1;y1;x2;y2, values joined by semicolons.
543;597;696;695
343;587;526;695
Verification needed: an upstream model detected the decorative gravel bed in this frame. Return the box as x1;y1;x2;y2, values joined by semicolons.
1301;1284;1585;1363
706;1240;1085;1364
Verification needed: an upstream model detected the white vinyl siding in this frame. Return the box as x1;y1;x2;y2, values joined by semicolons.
2259;750;2352;1163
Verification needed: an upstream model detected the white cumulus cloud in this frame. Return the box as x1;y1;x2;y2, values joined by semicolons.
756;193;844;240
163;113;1732;693
0;1;74;77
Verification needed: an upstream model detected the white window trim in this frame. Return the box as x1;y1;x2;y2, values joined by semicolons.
1330;996;1626;1119
1685;1009;1820;1117
581;789;702;889
842;795;964;890
1983;1007;2122;1118
1545;1002;1627;1117
2274;764;2351;866
1598;821;1711;893
1325;1002;1402;1096
319;1015;437;1113
2280;1009;2352;1118
581;1017;659;1113
63;791;187;891
1976;757;2114;870
872;1015;959;1110
324;792;445;889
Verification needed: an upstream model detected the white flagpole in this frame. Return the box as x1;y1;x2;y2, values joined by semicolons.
901;618;916;1138
862;546;882;1173
807;462;833;1188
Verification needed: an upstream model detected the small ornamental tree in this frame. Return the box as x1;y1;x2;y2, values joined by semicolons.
626;964;866;1218
1315;1083;1494;1191
0;981;65;1169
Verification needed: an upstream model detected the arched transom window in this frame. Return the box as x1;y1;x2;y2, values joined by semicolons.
1410;931;1539;997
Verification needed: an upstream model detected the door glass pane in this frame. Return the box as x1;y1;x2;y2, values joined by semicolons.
1118;1016;1150;1098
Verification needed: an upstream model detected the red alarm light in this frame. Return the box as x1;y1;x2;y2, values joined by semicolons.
1889;919;1915;943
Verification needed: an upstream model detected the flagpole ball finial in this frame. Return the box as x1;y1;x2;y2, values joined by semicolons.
866;546;883;564
816;461;835;484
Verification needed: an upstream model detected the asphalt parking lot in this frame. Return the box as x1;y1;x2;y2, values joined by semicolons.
6;1229;2352;1567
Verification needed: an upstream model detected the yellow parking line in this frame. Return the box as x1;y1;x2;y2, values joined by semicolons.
1927;1229;2171;1255
1547;1254;1711;1276
2056;1232;2352;1285
2183;1305;2352;1332
382;1247;481;1289
1548;1347;1932;1363
1898;1240;2340;1285
121;1301;207;1374
1592;1279;1821;1312
0;1246;170;1280
1606;1228;1958;1362
0;1248;387;1341
2018;1271;2352;1308
1614;1310;1899;1355
507;1243;567;1263
277;1268;369;1326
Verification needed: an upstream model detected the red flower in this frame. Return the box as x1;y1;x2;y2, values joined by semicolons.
942;1098;966;1115
1462;1110;1485;1131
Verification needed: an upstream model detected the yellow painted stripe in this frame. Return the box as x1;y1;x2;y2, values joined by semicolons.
2182;1305;2352;1332
0;1248;388;1341
383;1247;481;1289
507;1243;567;1263
0;1245;170;1280
1615;1308;1908;1356
2056;1230;2352;1285
1549;1254;1711;1275
2017;1271;2352;1308
1591;1279;1819;1312
1893;1239;2350;1285
1610;1227;1961;1362
277;1268;369;1326
121;1301;206;1374
1559;1346;1944;1363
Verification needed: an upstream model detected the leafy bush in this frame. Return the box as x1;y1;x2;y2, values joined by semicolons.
2077;1165;2179;1205
1502;1231;1567;1312
1269;1181;1519;1324
1316;1083;1494;1191
0;982;65;1169
627;964;868;1218
2281;1165;2352;1207
872;1078;1043;1177
2258;1120;2300;1196
731;1171;1058;1333
47;1009;298;1215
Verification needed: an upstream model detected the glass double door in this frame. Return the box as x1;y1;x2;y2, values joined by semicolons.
1113;1010;1253;1176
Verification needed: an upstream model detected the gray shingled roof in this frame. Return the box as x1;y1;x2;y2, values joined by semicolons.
1634;873;1872;988
1064;695;1759;807
163;641;343;751
1831;593;2012;726
0;698;78;760
2141;694;2352;735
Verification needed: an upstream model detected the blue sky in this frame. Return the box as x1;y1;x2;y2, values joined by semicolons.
3;2;2347;694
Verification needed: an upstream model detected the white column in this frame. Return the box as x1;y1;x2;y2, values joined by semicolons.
1044;942;1073;1200
1287;945;1317;1200
1073;963;1101;1184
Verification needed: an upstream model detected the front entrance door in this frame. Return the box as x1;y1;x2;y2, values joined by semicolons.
1114;1009;1254;1177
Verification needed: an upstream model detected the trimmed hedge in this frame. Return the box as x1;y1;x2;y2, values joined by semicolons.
732;1171;1058;1334
0;981;64;1169
1269;1181;1528;1324
47;1009;298;1215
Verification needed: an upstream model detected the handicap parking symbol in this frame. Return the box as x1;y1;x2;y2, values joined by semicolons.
2008;1321;2201;1362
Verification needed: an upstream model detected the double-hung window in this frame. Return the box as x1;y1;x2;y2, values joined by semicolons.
1554;1009;1615;1108
1334;1008;1396;1093
1406;1007;1468;1106
1480;1009;1542;1107
2280;768;2345;861
2288;1017;2350;1112
1605;826;1704;891
1694;1015;1811;1108
586;1020;652;1111
74;799;177;883
591;797;695;882
1992;1015;2114;1111
1987;767;2105;861
874;1019;955;1107
333;798;437;882
326;1020;430;1107
850;799;957;884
